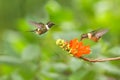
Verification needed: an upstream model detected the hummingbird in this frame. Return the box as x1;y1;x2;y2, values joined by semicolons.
28;21;55;35
80;29;108;42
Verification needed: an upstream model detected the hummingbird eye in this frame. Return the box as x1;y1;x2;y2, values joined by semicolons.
47;22;55;28
82;34;88;38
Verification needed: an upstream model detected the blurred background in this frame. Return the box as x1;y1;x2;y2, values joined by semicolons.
0;0;120;80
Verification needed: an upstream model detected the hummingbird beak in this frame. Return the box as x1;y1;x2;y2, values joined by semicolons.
80;34;88;41
80;37;83;41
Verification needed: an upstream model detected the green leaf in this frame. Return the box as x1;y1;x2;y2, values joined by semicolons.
21;44;40;61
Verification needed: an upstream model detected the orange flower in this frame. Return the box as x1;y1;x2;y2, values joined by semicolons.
56;38;91;58
69;39;90;57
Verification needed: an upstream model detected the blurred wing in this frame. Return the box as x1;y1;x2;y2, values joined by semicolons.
29;21;44;28
95;29;108;38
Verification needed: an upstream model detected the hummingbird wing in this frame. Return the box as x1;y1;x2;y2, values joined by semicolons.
29;21;44;28
94;29;108;38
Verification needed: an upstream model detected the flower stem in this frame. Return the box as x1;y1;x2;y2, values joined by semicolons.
80;56;120;62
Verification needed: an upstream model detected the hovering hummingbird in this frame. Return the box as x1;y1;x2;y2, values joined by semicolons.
80;29;108;42
28;21;55;35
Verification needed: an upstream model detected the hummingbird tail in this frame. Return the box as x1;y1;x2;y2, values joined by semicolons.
26;30;35;32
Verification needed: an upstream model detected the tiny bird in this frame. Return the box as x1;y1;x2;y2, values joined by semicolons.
80;29;108;42
28;21;55;35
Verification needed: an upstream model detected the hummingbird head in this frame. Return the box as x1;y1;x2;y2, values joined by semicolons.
47;22;55;28
80;34;88;41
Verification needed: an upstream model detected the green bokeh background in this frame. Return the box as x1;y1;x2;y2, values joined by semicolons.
0;0;120;80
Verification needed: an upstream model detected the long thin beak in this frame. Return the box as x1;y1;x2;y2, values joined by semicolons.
80;37;83;41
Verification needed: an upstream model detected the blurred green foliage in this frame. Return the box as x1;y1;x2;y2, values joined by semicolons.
0;0;120;80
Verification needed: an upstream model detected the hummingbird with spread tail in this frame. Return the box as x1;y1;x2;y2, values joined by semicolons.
80;29;108;42
28;21;55;35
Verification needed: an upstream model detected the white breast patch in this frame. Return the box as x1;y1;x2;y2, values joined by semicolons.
88;33;92;39
45;25;49;30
